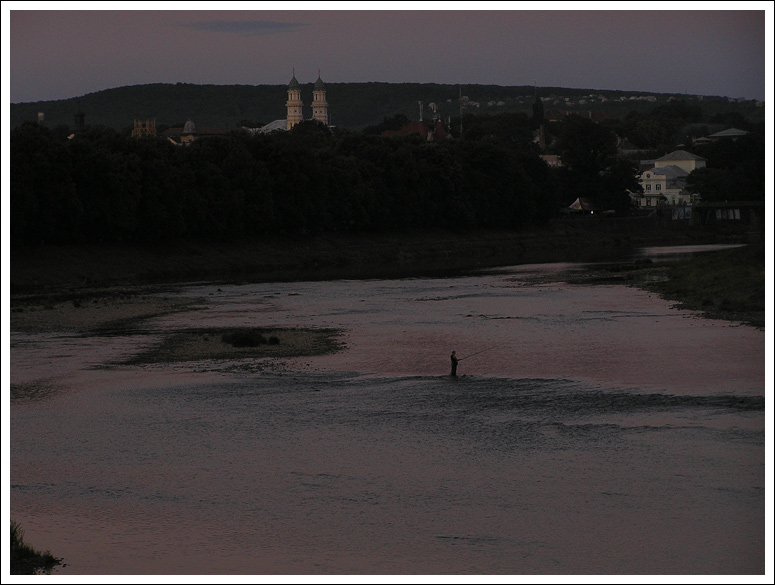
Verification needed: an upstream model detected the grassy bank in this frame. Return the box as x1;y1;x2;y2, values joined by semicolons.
643;241;766;329
10;520;63;575
11;222;763;328
10;222;722;296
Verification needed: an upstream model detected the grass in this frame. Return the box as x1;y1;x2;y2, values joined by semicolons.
221;329;280;347
645;242;765;328
10;520;64;575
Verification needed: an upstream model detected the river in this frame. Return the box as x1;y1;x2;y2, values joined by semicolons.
9;246;766;576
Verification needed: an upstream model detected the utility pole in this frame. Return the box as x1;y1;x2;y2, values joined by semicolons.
459;85;463;135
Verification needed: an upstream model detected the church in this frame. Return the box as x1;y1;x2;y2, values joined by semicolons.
161;71;330;143
258;71;330;133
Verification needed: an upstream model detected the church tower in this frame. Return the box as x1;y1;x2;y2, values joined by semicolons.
286;70;303;130
311;71;329;126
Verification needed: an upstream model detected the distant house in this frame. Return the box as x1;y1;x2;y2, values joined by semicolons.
539;154;563;168
706;127;749;141
617;137;650;161
561;197;600;216
634;166;690;208
253;119;287;134
161;119;234;145
631;149;705;209
692;200;764;230
543;109;611;123
381;120;450;141
654;149;706;173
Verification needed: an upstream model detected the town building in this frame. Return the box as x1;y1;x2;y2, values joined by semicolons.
162;119;234;145
705;127;749;141
285;72;304;130
654;149;706;174
131;119;156;138
630;149;706;209
311;74;329;126
256;71;330;133
539;154;562;168
161;71;331;142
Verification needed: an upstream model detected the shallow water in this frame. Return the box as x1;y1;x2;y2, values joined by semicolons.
10;247;765;575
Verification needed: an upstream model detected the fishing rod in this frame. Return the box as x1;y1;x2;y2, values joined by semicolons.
458;339;512;361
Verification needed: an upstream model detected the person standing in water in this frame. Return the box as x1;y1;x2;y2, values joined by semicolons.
450;351;459;377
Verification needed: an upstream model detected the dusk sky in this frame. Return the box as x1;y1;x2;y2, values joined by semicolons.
5;3;771;104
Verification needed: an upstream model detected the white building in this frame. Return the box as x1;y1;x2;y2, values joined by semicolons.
653;149;706;173
631;150;706;208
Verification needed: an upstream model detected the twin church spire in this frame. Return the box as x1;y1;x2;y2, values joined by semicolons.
286;69;328;130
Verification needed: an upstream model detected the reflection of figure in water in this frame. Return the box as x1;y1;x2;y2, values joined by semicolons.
450;351;459;377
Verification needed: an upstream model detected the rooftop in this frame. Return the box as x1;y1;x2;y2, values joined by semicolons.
656;149;705;162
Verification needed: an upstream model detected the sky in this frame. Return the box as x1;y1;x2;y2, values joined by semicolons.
4;2;771;105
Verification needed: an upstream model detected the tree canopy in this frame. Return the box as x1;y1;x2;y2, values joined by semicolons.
11;99;763;248
11;116;558;247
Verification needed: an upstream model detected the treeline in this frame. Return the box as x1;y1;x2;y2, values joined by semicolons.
11;101;763;248
11;115;562;247
11;81;765;133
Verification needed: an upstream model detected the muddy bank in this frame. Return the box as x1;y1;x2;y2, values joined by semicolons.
10;291;344;370
505;241;766;329
10;223;724;297
124;326;344;366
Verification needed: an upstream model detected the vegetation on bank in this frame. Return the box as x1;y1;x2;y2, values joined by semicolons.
124;326;344;365
10;520;64;575
11;98;764;250
644;242;765;329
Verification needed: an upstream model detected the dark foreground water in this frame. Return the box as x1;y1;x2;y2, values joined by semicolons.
10;248;766;575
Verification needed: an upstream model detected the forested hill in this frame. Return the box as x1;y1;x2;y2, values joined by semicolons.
11;82;765;132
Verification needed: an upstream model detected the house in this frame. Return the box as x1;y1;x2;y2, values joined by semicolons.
543;109;612;123
617;137;651;161
560;197;600;216
630;149;705;209
633;165;691;208
706;127;749;141
653;149;706;173
253;119;287;134
161;119;234;145
692;200;764;231
539;154;562;168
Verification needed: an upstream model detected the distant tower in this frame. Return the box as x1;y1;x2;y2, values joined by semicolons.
286;70;303;130
311;71;329;126
532;86;546;150
131;119;156;138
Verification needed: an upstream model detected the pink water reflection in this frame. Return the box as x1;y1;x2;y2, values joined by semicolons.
11;258;765;575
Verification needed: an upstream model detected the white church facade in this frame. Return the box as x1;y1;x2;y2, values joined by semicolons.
259;71;329;133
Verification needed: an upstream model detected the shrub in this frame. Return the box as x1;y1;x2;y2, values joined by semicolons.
10;520;63;575
221;329;268;347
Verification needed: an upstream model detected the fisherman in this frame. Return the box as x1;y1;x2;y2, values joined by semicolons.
450;351;459;377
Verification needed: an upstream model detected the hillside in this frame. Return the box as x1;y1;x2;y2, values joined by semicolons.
11;82;765;132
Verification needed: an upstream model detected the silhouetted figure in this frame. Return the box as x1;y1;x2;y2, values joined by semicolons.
450;351;459;377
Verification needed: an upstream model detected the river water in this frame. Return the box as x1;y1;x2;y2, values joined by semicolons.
9;246;766;576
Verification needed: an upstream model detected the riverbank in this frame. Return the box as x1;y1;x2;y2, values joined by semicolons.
10;222;725;297
9;224;764;349
10;520;63;575
523;241;766;329
641;241;765;329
